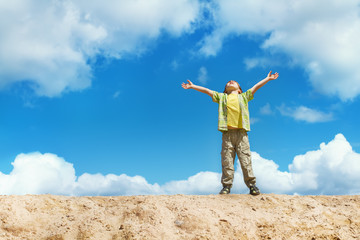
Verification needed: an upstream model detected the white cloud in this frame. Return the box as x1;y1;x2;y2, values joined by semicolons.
251;153;294;194
200;0;360;101
3;0;359;101
278;104;333;123
0;152;76;195
74;0;200;57
74;173;163;196
162;171;222;195
259;103;273;115
197;66;208;84
0;0;105;96
0;0;200;97
289;134;360;195
0;151;164;196
1;134;359;196
252;133;360;195
244;57;280;70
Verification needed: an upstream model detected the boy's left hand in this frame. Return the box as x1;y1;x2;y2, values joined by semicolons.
267;71;279;80
182;79;194;89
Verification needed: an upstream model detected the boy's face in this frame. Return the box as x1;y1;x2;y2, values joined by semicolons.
225;80;240;93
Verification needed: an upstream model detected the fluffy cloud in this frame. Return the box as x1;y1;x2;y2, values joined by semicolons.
0;0;104;96
251;134;360;195
0;134;359;196
0;152;76;195
2;1;359;100
0;152;164;196
0;0;200;96
278;104;334;123
73;0;200;57
290;134;360;195
162;171;222;195
200;0;360;101
74;173;163;196
197;66;208;84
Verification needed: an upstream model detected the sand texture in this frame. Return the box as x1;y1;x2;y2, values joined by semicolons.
0;194;359;239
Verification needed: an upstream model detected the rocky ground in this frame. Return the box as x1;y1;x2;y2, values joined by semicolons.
0;194;359;239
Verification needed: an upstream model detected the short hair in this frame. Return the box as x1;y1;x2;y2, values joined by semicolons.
223;80;243;94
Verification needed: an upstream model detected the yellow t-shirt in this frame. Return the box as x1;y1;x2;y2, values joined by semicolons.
227;93;242;128
213;89;253;132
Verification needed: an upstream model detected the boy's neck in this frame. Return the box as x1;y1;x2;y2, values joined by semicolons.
228;90;239;94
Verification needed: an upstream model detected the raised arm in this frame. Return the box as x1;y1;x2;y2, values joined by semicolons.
182;80;214;98
250;71;279;95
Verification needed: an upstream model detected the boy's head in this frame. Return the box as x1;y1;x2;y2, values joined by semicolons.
223;80;243;94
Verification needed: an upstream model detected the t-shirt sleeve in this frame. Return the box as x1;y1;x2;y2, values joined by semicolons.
212;91;220;103
244;89;254;101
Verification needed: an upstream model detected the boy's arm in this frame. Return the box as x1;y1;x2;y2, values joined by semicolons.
250;71;279;95
182;80;214;98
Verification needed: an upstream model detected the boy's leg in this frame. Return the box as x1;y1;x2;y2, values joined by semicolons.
221;131;236;189
236;130;256;188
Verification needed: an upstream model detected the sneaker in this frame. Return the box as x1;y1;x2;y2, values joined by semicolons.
249;185;260;196
219;186;231;194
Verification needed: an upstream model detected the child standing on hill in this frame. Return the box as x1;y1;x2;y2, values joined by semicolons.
182;71;279;195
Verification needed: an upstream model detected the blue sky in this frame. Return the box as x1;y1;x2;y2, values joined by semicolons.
1;0;360;195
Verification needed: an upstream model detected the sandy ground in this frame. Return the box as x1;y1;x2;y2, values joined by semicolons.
0;194;359;239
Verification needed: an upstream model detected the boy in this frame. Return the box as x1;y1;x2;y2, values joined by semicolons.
182;71;279;195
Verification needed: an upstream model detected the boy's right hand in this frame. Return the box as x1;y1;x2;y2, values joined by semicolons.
181;80;213;97
181;80;194;89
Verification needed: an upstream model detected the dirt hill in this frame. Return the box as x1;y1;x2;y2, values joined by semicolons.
0;194;359;239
